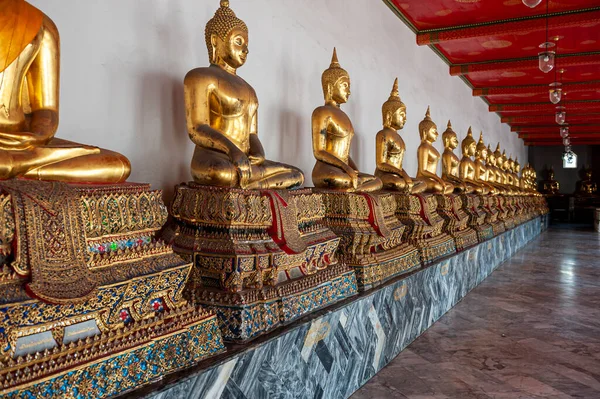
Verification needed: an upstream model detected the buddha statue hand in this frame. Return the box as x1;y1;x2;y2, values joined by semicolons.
230;148;252;188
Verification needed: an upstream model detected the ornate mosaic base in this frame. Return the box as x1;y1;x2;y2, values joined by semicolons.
434;194;479;252
0;182;225;397
194;265;357;342
3;315;223;399
143;216;546;399
395;194;457;264
316;191;421;291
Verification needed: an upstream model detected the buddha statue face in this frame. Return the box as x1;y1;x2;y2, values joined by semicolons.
210;27;248;69
548;168;555;179
206;0;249;70
585;169;593;180
488;150;496;165
477;145;488;160
331;76;351;104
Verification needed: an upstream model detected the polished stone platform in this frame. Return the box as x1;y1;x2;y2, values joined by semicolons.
352;223;598;399
129;215;548;399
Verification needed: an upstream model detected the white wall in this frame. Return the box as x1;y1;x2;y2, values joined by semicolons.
30;0;526;199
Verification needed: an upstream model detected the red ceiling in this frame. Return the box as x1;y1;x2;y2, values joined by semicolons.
387;0;600;146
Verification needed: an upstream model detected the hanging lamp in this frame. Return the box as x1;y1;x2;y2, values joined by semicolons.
555;106;566;125
523;0;542;7
549;69;564;104
538;1;555;73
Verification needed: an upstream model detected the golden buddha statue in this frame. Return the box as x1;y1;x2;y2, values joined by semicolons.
441;121;470;193
459;127;485;194
502;151;514;187
474;133;494;195
374;78;425;193
312;49;382;192
494;144;512;194
184;0;303;189
540;167;559;195
414;107;453;194
514;156;523;193
0;0;130;182
576;168;598;195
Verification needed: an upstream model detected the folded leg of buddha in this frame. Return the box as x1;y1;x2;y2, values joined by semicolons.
313;160;382;192
191;147;304;190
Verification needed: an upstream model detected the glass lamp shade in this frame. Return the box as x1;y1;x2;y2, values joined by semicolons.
522;0;542;7
556;107;566;125
563;137;570;146
560;127;569;138
549;83;562;104
538;51;556;73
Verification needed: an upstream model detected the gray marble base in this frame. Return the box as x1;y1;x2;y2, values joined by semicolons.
139;216;546;399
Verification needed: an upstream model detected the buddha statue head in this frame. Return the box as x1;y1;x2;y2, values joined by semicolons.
322;48;350;105
547;166;555;180
584;167;593;180
382;78;406;129
205;0;249;71
487;145;496;165
494;143;503;168
509;156;516;173
418;106;438;143
514;157;520;174
475;132;488;160
461;127;476;157
502;150;509;171
442;121;459;150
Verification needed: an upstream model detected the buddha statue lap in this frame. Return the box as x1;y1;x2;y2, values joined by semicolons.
165;2;356;341
389;107;456;261
0;2;224;396
310;63;419;290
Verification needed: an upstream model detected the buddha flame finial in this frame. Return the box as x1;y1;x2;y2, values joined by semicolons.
467;126;473;137
425;106;431;119
220;0;229;6
447;120;452;129
330;47;341;68
390;77;400;100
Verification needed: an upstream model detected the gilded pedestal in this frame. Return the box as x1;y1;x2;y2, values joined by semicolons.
459;194;494;241
165;183;357;341
435;194;479;251
479;195;505;236
496;195;516;230
395;194;457;264
0;182;224;398
317;191;421;291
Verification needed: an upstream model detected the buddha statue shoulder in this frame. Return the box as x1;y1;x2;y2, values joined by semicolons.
414;107;453;194
441;120;470;193
184;0;303;190
486;144;506;195
374;78;425;193
0;0;130;182
311;49;382;192
459;127;485;194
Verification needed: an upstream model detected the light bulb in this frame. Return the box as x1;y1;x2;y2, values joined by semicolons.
563;137;570;146
538;51;555;73
549;83;562;104
556;107;566;125
522;0;542;7
560;127;569;138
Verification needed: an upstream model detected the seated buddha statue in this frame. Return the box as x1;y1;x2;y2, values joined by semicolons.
441;121;470;193
540;167;560;195
459;128;485;194
184;0;303;190
502;151;514;187
374;78;425;193
474;133;495;195
414;107;453;194
486;144;507;195
576;168;598;195
312;49;382;192
513;157;523;193
494;144;513;195
0;0;130;182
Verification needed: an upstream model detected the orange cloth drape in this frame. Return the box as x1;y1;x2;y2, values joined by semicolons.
0;0;43;73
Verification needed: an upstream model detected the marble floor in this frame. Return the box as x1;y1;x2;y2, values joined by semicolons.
351;225;600;399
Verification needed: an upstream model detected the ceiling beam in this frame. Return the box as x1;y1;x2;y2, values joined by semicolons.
520;133;600;139
450;53;600;76
418;10;600;46
525;140;600;146
491;101;600;113
511;124;600;132
474;81;600;97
